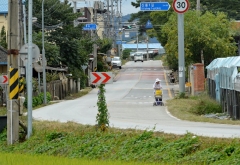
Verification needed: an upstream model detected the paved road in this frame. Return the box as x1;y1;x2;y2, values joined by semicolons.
33;60;240;138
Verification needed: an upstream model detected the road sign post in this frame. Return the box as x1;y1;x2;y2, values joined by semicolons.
83;24;97;31
90;72;113;85
0;75;8;84
172;0;190;13
140;2;171;11
172;0;190;94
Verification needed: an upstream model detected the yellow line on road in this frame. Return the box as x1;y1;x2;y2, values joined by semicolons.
164;71;172;98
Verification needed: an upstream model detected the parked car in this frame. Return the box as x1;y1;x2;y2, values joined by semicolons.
111;57;122;69
134;52;144;62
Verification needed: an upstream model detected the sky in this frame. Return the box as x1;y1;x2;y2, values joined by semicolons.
0;0;139;16
75;0;140;16
121;0;140;16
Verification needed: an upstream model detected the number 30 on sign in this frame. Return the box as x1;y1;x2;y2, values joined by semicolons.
172;0;190;14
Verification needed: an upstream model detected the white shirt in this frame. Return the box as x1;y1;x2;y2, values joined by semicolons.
153;82;162;93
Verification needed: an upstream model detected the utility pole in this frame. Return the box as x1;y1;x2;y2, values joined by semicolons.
196;0;200;11
111;0;115;49
7;0;20;144
107;0;110;38
116;0;120;57
119;0;122;56
93;2;98;71
27;0;33;139
42;0;47;105
146;35;149;61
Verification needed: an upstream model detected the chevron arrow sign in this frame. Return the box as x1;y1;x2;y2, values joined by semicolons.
90;72;113;85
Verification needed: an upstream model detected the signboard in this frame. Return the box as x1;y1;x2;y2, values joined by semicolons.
125;32;129;37
140;2;171;11
0;75;8;84
172;0;190;13
19;43;40;63
145;20;153;29
83;24;97;30
116;40;126;45
90;72;113;85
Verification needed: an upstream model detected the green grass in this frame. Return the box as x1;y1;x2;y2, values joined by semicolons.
0;152;160;165
0;121;240;165
166;93;240;125
1;74;240;164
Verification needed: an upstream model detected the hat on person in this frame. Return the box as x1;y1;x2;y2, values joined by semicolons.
155;78;161;82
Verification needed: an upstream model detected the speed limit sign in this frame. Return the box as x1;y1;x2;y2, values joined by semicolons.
172;0;190;13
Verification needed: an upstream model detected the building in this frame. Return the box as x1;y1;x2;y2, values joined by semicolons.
0;46;7;73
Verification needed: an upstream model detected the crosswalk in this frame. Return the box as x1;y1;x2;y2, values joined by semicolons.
108;101;165;105
125;68;161;71
125;95;153;99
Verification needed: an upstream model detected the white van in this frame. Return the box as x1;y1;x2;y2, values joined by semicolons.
134;52;144;62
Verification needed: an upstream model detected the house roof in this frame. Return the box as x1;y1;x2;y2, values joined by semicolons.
0;0;26;14
0;46;7;65
0;0;8;14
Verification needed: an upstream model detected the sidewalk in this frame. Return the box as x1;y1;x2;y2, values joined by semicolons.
164;68;190;97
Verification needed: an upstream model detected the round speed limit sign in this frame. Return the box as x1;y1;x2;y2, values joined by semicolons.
172;0;190;13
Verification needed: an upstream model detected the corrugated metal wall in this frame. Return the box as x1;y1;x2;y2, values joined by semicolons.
206;56;240;120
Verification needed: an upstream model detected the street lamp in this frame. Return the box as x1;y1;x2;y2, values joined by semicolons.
42;0;47;104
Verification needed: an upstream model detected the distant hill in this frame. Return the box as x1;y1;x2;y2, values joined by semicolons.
121;14;132;22
114;14;137;23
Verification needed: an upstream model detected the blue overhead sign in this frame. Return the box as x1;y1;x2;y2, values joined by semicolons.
116;40;126;45
83;24;97;30
140;2;171;11
145;20;153;29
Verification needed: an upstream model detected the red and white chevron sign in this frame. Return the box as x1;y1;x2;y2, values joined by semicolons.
90;72;113;85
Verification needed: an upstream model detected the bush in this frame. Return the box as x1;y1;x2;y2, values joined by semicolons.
80;72;87;89
24;92;52;108
190;95;222;115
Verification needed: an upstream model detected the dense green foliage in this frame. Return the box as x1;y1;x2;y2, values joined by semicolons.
0;123;240;164
200;0;240;20
33;32;60;67
96;84;109;131
24;92;51;108
189;95;222;115
27;0;93;81
0;26;7;49
160;11;236;69
122;49;131;59
97;38;112;54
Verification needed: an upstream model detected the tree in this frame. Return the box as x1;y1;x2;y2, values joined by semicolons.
160;11;237;69
33;32;60;67
97;38;112;54
0;26;7;49
200;0;240;20
27;0;93;79
122;49;131;59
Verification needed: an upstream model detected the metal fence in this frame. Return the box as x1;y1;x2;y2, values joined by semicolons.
206;56;240;119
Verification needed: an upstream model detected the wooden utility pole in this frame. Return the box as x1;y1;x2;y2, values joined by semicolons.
7;0;20;144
